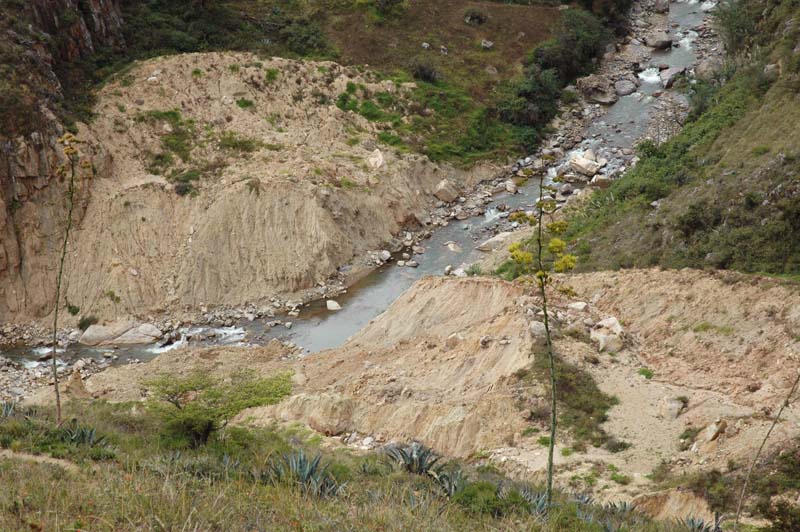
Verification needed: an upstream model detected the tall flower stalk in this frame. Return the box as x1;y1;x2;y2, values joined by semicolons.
508;174;576;508
51;134;83;425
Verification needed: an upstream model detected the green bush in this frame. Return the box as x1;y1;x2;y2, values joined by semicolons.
453;482;513;516
78;315;98;331
530;9;611;82
714;0;759;55
146;371;292;447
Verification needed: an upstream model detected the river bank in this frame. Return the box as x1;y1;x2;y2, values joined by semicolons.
1;0;722;401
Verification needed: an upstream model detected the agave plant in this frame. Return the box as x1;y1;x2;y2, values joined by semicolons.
384;442;440;475
604;501;634;514
573;492;595;506
431;468;466;497
60;423;108;447
1;402;15;418
518;485;549;516
267;449;345;498
680;516;717;532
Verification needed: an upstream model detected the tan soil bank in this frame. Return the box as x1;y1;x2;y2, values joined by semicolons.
0;52;492;324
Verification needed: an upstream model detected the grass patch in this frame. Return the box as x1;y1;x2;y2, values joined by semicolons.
136;109;196;162
519;351;619;451
637;368;654;380
692;322;734;335
219;131;262;152
235;98;255;109
0;396;690;531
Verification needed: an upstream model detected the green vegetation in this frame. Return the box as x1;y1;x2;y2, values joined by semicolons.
265;67;280;84
0;399;697;531
136;110;196;163
235;98;254;109
610;472;631;485
692;322;734;335
77;315;98;331
147;371;291;447
219;131;262;152
563;0;800;276
515;351;619;453
637;368;654;380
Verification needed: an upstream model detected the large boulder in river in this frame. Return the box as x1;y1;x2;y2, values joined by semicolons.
80;321;162;346
569;154;602;177
614;79;638;96
576;74;618;105
660;66;685;88
644;31;673;50
434;179;460;203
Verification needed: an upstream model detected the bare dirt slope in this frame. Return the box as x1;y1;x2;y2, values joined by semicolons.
1;52;492;324
38;269;800;506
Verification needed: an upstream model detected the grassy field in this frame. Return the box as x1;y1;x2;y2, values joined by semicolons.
0;396;721;532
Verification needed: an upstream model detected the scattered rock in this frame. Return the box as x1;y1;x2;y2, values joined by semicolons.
644;31;673;50
570;155;602;176
367;149;384;169
529;321;548;348
614;79;638;96
477;231;514;252
434;179;460;203
576;74;619;105
703;419;727;442
326;300;342;311
660;66;685;88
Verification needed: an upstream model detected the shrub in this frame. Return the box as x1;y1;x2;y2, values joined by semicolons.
146;371;292;447
610;472;631;485
714;0;759;55
235;98;254;109
410;61;442;84
78;315;98;331
279;18;327;55
464;8;488;25
637;368;654;379
219;131;261;152
372;0;404;16
265;68;280;84
530;9;611;82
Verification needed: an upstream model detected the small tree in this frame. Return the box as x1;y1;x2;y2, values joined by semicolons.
507;174;577;507
146;370;293;447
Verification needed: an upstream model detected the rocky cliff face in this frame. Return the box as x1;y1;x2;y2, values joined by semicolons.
0;0;122;320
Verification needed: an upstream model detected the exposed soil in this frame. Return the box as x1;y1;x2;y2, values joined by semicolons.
0;52;493;325
30;268;800;513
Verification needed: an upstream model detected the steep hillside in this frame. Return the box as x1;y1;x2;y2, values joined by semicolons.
1;52;495;323
563;0;800;276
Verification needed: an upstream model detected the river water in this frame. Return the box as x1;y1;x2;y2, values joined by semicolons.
4;0;710;369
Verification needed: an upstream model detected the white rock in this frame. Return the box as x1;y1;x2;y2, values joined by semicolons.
367;149;384;169
504;180;518;194
570;155;602;176
326;300;342;311
379;250;392;261
568;302;589;312
529;321;548;348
